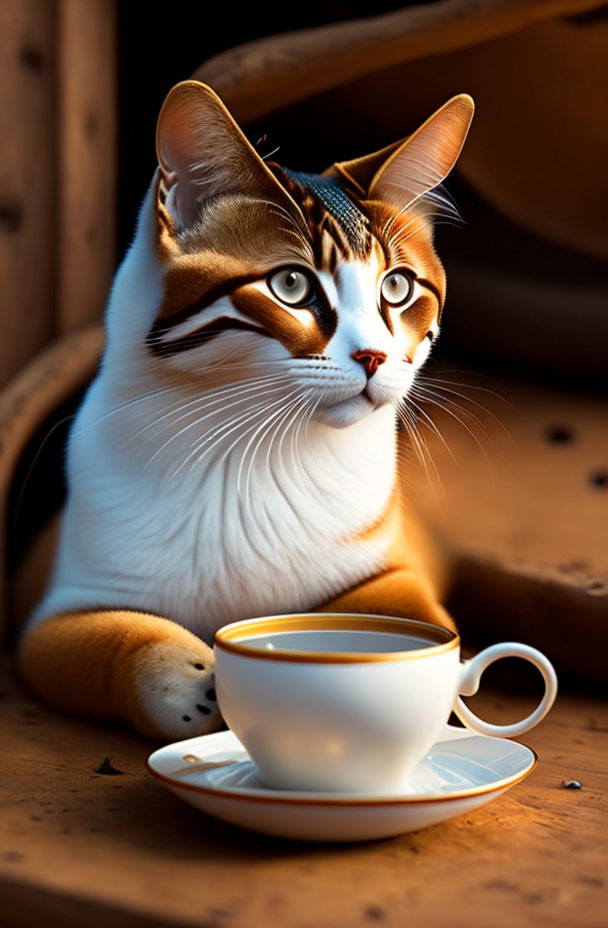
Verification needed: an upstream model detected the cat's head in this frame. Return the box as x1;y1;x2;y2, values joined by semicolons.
146;81;473;429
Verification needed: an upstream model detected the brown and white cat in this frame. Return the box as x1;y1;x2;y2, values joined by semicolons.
18;81;474;739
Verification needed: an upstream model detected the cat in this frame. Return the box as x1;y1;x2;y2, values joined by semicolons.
17;81;474;740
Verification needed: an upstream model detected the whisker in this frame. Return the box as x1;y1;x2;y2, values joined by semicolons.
184;387;299;481
244;390;310;512
413;381;511;449
141;378;291;472
418;372;512;404
395;399;446;505
414;381;515;446
411;389;501;478
171;397;272;483
406;395;458;465
292;393;320;497
134;373;290;443
76;357;294;436
237;386;304;497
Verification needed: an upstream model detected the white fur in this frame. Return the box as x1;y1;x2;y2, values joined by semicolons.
136;658;219;740
31;180;437;644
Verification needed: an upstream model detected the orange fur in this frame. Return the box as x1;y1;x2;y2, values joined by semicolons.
327;482;453;630
318;570;453;631
17;611;215;737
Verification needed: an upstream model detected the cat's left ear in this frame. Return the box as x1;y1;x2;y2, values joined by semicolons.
334;94;474;209
156;80;299;229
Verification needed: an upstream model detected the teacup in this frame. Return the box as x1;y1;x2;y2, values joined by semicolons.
214;614;557;793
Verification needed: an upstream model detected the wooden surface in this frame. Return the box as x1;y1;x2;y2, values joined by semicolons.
0;0;115;389
56;0;117;331
0;0;56;389
194;0;606;124
0;658;606;928
407;371;608;683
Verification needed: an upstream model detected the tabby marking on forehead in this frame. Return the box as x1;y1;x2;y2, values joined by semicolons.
271;164;375;265
283;169;370;256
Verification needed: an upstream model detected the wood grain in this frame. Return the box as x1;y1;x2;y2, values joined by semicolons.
0;0;56;389
0;0;116;392
406;371;608;682
56;0;117;331
0;659;606;927
193;0;607;124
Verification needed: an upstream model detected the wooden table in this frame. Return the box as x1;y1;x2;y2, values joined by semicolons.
0;660;606;928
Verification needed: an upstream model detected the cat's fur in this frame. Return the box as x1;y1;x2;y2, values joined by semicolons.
18;82;474;739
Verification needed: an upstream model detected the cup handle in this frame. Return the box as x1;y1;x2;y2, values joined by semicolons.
454;642;558;738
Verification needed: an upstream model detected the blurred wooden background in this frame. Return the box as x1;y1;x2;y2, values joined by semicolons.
2;0;607;396
0;0;116;390
0;0;605;667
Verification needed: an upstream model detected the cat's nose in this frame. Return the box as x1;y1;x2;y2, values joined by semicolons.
352;349;387;379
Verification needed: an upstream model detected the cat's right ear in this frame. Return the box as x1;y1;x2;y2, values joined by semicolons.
334;95;474;210
156;81;294;230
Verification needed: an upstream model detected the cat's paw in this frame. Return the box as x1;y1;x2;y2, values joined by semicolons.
129;635;222;740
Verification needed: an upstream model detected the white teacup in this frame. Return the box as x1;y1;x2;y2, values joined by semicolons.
214;614;557;793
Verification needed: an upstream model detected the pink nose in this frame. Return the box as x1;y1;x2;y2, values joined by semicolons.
352;349;387;379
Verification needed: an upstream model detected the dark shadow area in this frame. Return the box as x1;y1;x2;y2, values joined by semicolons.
117;0;443;254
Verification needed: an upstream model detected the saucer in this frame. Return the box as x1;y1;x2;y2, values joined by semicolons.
147;726;537;842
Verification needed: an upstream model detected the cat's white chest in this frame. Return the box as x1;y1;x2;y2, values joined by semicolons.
36;391;396;642
137;455;391;637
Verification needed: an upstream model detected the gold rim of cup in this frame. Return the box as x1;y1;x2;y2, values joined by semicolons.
214;613;460;663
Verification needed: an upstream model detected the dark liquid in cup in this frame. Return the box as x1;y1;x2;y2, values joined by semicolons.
240;629;436;654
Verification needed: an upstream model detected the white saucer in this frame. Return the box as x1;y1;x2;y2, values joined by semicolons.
147;727;537;842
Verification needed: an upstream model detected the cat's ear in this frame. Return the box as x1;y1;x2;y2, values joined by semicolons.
334;94;474;209
156;80;294;229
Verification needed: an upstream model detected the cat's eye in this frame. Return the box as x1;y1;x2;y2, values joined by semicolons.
268;268;314;307
380;270;413;307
